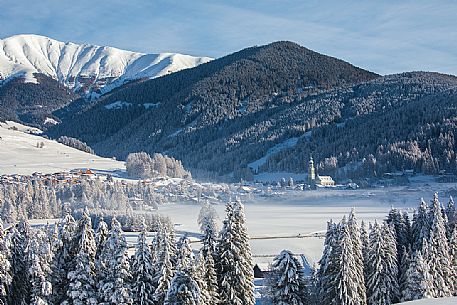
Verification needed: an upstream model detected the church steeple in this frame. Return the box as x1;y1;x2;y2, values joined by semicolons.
308;156;315;182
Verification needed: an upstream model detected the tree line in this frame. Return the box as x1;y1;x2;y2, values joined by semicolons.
0;200;254;305
0;178;163;223
264;193;457;304
57;136;95;154
126;152;191;179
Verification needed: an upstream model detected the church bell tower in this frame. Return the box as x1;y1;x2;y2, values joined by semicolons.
308;156;316;183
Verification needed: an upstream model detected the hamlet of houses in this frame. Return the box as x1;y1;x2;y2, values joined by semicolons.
1;169;99;186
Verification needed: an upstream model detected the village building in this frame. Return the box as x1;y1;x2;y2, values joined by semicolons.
307;157;335;186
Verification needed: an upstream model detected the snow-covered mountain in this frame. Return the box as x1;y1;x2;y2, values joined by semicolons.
0;34;212;97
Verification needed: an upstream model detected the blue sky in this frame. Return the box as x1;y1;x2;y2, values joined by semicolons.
1;0;456;75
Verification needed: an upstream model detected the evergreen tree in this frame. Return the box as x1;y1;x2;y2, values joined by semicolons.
9;220;32;305
411;199;430;251
28;230;53;305
66;209;98;305
51;214;77;304
176;235;194;272
165;271;201;305
348;211;367;305
316;220;338;304
153;227;175;304
365;222;399;305
198;202;219;304
216;200;255;305
199;247;219;305
401;251;433;301
398;246;411;296
0;220;11;305
426;193;453;297
446;196;456;230
386;208;411;262
449;225;457;295
98;218;132;305
131;226;155;305
332;218;359;305
266;250;307;305
360;220;369;262
191;253;212;305
198;201;219;258
95;218;108;260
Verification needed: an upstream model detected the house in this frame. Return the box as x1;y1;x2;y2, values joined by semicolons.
315;175;335;186
80;169;96;180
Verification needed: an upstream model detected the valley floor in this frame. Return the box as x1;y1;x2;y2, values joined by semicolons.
157;178;457;268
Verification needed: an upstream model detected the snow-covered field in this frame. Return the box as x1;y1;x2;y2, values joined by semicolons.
0;121;124;175
157;178;457;268
398;297;457;305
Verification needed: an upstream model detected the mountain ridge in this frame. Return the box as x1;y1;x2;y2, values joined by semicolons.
47;40;380;178
0;34;212;96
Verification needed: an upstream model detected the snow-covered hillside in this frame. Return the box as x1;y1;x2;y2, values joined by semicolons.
0;34;212;96
0;121;124;175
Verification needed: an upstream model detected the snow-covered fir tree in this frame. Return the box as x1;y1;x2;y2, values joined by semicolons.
199;247;219;305
66;209;98;305
51;214;77;304
348;211;367;305
153;226;175;304
98;218;132;305
9;220;32;305
165;271;201;305
446;196;456;233
198;202;220;304
265;249;308;305
365;222;399;305
131;225;155;305
401;251;433;301
426;193;453;297
216;200;255;305
28;229;53;305
398;246;411;296
191;253;212;305
332;218;360;305
176;235;194;272
0;219;11;305
198;201;219;259
411;199;430;251
449;224;457;295
316;220;338;304
386;208;411;263
95;217;109;261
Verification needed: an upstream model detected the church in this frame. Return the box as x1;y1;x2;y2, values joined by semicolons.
307;157;335;186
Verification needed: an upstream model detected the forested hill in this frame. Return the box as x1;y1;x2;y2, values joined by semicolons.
262;73;457;179
47;41;378;175
0;74;78;125
46;42;457;180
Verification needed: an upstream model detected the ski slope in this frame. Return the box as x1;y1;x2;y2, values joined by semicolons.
0;121;124;175
0;34;212;95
